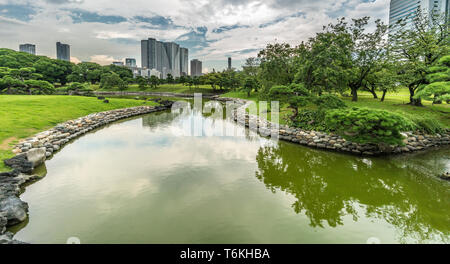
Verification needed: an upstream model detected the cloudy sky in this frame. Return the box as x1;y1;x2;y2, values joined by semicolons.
0;0;390;72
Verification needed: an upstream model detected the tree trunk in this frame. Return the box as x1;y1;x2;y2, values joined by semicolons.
380;89;387;102
408;86;423;106
290;107;298;122
351;87;358;102
369;88;378;99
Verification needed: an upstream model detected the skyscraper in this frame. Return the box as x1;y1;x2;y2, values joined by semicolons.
19;44;36;55
141;38;188;78
228;57;232;70
190;59;202;77
180;48;189;76
125;58;136;68
389;0;449;29
56;42;70;61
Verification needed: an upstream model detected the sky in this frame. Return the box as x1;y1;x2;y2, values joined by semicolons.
0;0;390;72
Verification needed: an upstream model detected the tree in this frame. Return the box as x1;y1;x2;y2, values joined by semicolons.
268;83;310;121
414;55;450;104
389;9;449;106
241;77;258;97
193;76;200;88
149;75;159;89
0;75;25;94
166;73;174;84
372;61;400;102
118;79;128;91
203;73;219;90
258;43;297;94
243;57;260;91
23;80;55;95
99;72;123;89
136;76;148;90
295;31;351;96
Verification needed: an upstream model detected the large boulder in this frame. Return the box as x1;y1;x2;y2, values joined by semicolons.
0;196;28;226
26;147;47;168
4;154;33;174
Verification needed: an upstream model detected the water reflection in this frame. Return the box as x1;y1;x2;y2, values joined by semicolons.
255;142;450;243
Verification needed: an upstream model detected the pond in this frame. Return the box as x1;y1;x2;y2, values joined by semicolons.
9;101;450;244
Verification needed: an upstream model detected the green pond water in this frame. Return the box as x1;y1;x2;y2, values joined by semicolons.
9;101;450;244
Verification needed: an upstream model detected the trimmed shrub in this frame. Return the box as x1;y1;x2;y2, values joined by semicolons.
325;107;414;145
291;94;347;131
314;94;346;109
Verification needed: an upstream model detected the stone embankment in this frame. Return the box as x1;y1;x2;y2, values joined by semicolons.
214;96;450;156
0;103;172;243
94;91;221;99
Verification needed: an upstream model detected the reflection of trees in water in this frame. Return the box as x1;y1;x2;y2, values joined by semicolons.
255;143;450;243
141;111;178;129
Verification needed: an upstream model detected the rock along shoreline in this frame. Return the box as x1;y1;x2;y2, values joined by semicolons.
1;96;449;244
0;102;173;244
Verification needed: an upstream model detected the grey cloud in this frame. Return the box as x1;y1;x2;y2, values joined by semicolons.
44;0;83;4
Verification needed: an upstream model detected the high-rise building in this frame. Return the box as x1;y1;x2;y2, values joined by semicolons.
56;42;70;61
228;57;232;70
180;48;189;76
141;38;188;78
389;0;449;30
190;59;202;77
19;44;36;55
125;58;136;68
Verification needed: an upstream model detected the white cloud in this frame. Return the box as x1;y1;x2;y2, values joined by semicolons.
89;55;117;65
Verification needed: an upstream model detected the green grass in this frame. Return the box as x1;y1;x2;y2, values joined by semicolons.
0;95;158;172
221;88;450;128
92;83;224;95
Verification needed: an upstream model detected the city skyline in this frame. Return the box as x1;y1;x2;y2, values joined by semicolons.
0;0;393;72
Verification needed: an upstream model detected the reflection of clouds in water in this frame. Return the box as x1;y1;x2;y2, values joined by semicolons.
40;115;273;205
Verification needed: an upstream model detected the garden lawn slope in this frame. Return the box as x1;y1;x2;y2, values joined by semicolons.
0;95;157;172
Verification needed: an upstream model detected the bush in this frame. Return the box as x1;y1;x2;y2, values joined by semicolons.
325;107;414;145
291;94;347;131
410;117;446;134
293;109;328;131
314;94;346;109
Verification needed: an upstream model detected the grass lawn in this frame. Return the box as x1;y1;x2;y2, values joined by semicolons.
91;83;223;95
0;95;158;172
221;88;450;128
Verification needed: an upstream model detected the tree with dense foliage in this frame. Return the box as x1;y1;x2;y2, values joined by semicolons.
149;75;159;89
389;9;449;106
241;77;258;97
268;83;310;121
257;43;297;96
166;73;174;84
414;55;450;104
23;80;55;95
136;76;148;90
325;107;414;145
100;72;123;89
